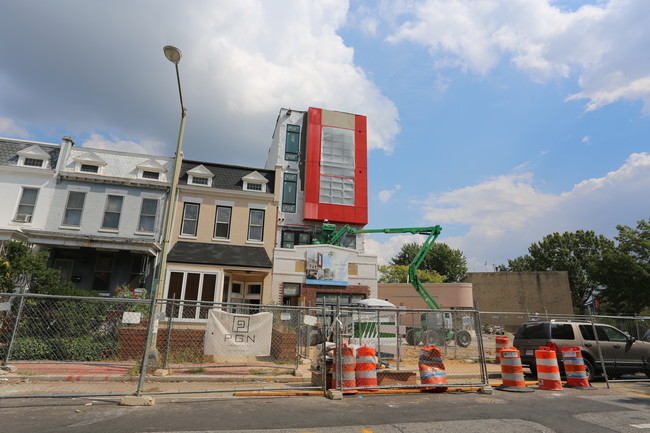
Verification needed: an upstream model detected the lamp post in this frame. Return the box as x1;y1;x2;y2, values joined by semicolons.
140;46;186;374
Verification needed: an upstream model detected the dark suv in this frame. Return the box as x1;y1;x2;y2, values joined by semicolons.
513;320;650;380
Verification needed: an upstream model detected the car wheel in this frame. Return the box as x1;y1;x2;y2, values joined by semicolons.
423;330;445;346
455;330;471;348
406;329;421;346
582;357;595;382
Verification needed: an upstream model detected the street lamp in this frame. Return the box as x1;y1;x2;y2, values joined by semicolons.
140;46;187;373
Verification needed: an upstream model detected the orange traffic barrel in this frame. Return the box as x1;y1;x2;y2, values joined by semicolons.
355;345;378;391
495;335;509;364
561;346;594;389
535;346;562;391
496;347;534;392
418;345;448;393
333;344;357;394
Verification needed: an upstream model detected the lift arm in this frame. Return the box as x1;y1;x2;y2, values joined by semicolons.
317;223;444;309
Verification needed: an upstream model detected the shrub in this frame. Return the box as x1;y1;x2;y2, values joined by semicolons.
1;337;51;360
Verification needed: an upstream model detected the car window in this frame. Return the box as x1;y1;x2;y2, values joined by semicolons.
516;323;547;339
601;326;627;342
579;324;609;341
550;324;575;340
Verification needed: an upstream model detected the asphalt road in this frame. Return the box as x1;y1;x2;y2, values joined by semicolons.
1;380;649;433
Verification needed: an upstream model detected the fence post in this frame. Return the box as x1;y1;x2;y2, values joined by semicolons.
589;308;609;389
163;295;175;369
137;296;160;396
2;293;25;365
396;308;401;370
473;300;492;392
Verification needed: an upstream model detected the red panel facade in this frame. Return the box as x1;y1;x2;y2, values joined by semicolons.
303;107;368;225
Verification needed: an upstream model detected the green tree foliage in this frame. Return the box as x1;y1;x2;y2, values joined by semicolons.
593;219;650;314
0;240;84;295
389;242;468;282
378;264;445;284
499;231;615;314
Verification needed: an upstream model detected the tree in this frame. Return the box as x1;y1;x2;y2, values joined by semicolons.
378;264;444;284
0;240;79;295
390;242;468;282
593;219;650;314
499;230;615;314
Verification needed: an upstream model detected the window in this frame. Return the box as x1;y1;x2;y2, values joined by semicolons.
138;198;158;232
166;270;219;320
181;203;199;236
190;176;209;186
283;283;300;297
23;158;44;167
62;191;86;226
247;209;264;242
101;195;124;230
93;253;114;293
245;183;263;191
142;171;160;180
281;230;311;248
128;255;147;287
285;124;300;161
320;127;355;205
579;324;609;341
550;324;575;340
15;188;38;222
282;173;297;212
80;164;99;173
214;206;231;239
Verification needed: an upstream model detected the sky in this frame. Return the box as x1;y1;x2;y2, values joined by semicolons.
1;0;649;272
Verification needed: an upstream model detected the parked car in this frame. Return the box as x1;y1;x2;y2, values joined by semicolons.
513;320;650;380
643;329;650;342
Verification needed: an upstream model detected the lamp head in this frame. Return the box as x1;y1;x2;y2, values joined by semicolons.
163;45;182;64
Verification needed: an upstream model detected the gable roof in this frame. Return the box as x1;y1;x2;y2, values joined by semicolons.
137;159;167;172
17;145;52;160
167;241;272;268
179;160;274;193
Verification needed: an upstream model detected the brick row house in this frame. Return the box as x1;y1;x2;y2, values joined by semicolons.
0;105;380;320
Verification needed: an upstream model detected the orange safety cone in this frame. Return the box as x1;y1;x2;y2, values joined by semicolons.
355;345;378;391
561;346;594;389
418;345;448;393
333;344;357;395
535;346;562;391
496;347;534;392
495;335;509;364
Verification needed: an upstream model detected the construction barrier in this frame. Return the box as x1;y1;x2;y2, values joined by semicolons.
535;347;562;391
334;345;357;394
496;347;534;392
355;345;378;391
495;335;509;364
561;346;593;389
418;345;448;393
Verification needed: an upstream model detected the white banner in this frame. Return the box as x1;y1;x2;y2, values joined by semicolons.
204;310;272;356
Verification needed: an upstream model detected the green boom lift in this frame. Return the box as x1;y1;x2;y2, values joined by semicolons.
315;222;472;348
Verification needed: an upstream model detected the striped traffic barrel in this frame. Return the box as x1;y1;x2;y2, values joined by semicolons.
333;344;357;394
561;346;593;389
418;345;448;392
495;335;509;363
496;346;534;392
535;346;562;391
355;345;378;391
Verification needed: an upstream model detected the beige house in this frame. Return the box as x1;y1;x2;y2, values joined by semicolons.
163;160;278;321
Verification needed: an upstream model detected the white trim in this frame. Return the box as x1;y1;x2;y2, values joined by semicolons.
182;196;203;204
67;185;91;193
215;200;235;207
248;203;268;210
141;192;164;200
105;188;128;195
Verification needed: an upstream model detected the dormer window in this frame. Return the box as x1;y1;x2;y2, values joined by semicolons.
80;164;100;173
74;152;106;174
186;165;214;187
242;171;269;193
137;159;167;181
142;171;160;180
17;145;51;169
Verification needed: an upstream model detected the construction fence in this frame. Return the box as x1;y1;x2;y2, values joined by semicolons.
1;293;648;399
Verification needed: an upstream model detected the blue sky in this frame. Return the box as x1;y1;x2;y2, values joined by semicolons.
1;0;649;271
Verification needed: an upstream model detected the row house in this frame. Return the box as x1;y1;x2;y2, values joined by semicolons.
0;137;173;295
265;107;378;308
163;160;277;320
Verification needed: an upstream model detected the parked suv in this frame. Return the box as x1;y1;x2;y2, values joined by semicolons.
513;320;650;380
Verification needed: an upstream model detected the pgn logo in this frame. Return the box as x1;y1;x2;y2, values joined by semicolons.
224;315;256;343
232;316;250;333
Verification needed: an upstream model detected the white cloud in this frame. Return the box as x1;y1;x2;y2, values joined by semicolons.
81;133;164;155
378;184;401;203
0;118;29;138
386;0;650;113
368;153;650;271
582;136;590;143
0;1;399;163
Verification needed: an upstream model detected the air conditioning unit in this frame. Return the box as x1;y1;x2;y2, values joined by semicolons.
15;214;32;223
